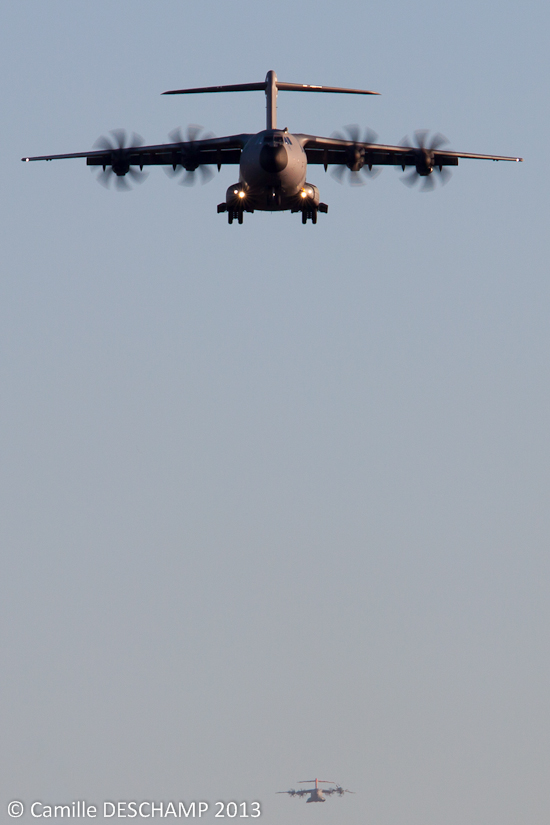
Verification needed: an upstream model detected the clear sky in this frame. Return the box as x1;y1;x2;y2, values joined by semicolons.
1;1;548;823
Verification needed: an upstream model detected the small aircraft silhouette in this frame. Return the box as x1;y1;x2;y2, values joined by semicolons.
277;778;354;802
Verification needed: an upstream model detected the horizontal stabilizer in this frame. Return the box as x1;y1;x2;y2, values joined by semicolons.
163;82;266;96
277;82;379;95
163;74;379;98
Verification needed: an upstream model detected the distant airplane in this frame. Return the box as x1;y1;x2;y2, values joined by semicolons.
277;777;354;802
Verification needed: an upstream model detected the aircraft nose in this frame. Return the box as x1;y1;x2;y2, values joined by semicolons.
259;144;288;173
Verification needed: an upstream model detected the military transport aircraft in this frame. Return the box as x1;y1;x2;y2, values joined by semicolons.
277;778;354;802
22;70;522;224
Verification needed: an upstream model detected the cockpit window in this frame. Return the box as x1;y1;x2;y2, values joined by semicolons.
263;134;284;146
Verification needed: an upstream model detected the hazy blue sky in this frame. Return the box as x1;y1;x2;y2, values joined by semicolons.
1;1;548;823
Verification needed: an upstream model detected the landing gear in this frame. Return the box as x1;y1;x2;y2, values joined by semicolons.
218;202;245;224
218;198;328;224
300;202;327;224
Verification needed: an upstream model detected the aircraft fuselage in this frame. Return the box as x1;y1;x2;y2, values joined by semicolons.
241;130;306;196
222;130;323;220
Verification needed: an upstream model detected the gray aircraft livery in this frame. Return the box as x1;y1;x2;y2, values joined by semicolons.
22;70;523;224
277;778;354;802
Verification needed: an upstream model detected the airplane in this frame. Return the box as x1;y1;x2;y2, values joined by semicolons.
277;778;354;802
22;70;523;225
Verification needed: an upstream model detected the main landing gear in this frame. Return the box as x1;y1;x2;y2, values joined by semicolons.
217;202;249;224
300;203;328;224
217;201;328;225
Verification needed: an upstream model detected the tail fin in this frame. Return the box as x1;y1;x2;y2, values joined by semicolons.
163;71;379;130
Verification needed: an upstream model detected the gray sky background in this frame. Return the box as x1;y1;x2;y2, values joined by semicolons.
1;1;548;823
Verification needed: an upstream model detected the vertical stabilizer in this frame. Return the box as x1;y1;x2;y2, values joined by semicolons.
265;70;278;130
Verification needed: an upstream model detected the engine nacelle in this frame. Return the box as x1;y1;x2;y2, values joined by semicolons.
415;149;434;176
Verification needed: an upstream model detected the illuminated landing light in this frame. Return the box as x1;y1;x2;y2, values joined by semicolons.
300;190;307;198
25;158;30;162
238;191;246;199
233;189;239;194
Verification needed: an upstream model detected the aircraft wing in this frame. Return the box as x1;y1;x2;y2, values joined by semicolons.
295;134;523;168
322;786;351;796
22;133;252;169
276;789;309;796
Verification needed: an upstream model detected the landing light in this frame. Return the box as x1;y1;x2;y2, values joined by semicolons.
238;191;245;199
301;190;307;198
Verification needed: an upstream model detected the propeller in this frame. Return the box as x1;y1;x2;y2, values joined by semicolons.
330;124;381;185
92;129;148;191
397;130;452;191
165;125;216;186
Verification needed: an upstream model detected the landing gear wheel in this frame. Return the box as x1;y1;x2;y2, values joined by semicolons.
227;207;244;224
301;207;318;224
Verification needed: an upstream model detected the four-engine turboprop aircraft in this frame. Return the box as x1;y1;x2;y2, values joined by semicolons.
22;70;523;224
277;778;354;802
